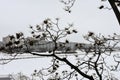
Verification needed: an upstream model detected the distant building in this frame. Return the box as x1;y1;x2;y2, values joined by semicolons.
1;36;92;53
0;75;12;80
2;36;111;53
0;41;3;48
0;73;30;80
0;77;11;80
2;36;11;44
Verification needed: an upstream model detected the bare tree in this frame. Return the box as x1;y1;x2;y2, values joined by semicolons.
0;0;120;80
30;30;120;80
0;18;120;80
60;0;120;25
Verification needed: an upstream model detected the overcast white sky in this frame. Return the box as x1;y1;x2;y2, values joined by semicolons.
0;0;120;77
0;0;120;41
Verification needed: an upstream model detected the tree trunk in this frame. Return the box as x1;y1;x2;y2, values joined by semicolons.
108;0;120;25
